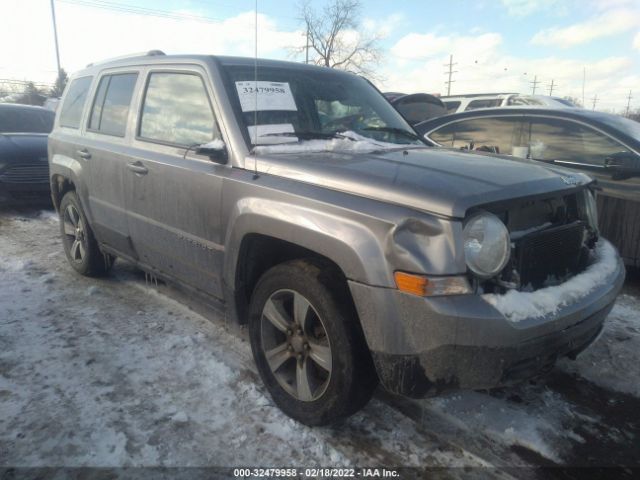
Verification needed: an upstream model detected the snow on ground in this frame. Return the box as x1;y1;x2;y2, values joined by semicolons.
1;207;639;473
558;294;640;397
0;208;488;472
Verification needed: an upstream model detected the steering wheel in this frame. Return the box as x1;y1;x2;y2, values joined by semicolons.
322;114;363;132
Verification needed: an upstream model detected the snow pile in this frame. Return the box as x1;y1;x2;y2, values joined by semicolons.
253;131;401;155
484;240;619;322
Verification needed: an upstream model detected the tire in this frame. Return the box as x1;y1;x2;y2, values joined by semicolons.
248;259;378;426
58;191;113;277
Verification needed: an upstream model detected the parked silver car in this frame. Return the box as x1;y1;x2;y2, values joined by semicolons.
48;52;624;425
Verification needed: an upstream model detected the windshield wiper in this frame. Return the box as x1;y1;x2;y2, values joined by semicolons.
362;126;423;142
259;131;354;141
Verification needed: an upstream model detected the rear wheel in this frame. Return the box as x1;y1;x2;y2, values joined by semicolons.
248;260;377;425
59;191;113;276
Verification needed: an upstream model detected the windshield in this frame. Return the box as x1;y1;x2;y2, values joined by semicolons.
0;107;54;133
220;64;425;149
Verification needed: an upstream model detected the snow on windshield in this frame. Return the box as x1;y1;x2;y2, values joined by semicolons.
253;130;404;154
484;239;619;322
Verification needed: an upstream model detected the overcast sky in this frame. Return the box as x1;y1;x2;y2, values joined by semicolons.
2;0;639;112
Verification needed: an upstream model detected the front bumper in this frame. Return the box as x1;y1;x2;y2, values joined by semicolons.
349;247;625;397
0;181;51;204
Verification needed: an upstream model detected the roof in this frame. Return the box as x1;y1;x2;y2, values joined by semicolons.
73;51;345;78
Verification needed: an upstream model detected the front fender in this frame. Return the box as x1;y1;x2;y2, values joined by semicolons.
223;196;391;289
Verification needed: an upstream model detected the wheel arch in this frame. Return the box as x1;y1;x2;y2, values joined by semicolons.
223;199;388;325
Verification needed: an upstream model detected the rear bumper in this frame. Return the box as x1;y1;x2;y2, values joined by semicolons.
349;244;625;397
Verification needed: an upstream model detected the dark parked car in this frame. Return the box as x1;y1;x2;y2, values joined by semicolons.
384;92;447;125
0;104;55;204
416;107;640;267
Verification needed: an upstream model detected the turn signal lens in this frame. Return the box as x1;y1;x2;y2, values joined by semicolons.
394;272;471;297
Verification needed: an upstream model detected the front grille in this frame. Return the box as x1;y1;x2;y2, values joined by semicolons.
513;221;586;289
0;163;49;184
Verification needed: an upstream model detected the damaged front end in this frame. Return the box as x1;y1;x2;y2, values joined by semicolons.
470;187;600;295
351;184;625;398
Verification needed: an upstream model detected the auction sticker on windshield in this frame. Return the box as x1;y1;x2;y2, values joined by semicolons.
235;81;297;112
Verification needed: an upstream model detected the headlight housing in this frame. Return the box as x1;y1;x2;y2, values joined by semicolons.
463;212;511;278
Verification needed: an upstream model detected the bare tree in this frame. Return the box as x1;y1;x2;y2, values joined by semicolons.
294;0;382;77
50;69;69;98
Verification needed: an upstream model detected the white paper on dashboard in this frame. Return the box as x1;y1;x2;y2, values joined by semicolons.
235;81;297;112
248;123;298;144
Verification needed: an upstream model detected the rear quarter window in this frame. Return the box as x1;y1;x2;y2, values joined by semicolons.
88;73;138;137
59;76;93;129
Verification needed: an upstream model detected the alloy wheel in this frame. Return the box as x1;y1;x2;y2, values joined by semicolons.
62;204;86;263
260;289;332;401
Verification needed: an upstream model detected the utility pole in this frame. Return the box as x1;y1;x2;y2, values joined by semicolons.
50;0;61;75
591;94;598;111
548;79;556;96
443;54;457;96
625;91;632;117
530;75;540;95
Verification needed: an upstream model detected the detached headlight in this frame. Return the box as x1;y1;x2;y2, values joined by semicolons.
584;189;599;233
463;212;510;278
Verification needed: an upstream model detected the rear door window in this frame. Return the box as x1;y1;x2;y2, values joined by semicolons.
428;117;522;155
59;76;93;129
88;73;138;137
138;72;218;146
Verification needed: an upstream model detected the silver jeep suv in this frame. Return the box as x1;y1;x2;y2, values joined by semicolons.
48;52;625;425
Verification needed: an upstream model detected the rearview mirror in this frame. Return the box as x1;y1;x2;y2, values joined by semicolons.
604;152;640;180
195;139;228;164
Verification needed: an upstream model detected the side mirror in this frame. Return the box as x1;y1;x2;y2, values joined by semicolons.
604;152;640;180
195;139;228;164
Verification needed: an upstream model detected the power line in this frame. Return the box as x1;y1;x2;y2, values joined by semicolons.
591;94;598;111
548;79;556;96
625;91;632;117
443;54;457;96
58;0;227;23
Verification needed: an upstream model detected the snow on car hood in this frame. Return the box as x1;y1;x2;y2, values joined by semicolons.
483;240;619;322
250;141;593;218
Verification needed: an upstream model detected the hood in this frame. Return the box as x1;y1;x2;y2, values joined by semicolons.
0;133;49;163
251;147;592;218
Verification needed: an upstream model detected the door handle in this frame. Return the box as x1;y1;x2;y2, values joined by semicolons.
126;162;148;175
77;149;91;160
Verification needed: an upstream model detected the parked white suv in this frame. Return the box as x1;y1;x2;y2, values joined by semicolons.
442;93;578;113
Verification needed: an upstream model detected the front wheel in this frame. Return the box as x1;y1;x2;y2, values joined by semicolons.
248;260;377;425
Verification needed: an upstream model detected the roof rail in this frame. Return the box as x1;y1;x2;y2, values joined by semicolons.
441;92;518;98
86;50;166;67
